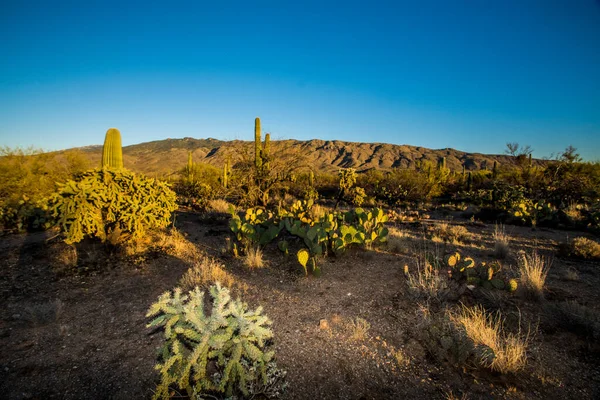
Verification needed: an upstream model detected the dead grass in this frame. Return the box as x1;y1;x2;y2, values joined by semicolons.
450;305;529;374
179;256;245;292
348;317;370;341
433;222;470;244
244;246;265;269
386;226;409;253
208;199;234;214
518;250;550;301
570;237;600;260
125;229;201;263
393;348;410;368
405;257;448;300
493;224;510;259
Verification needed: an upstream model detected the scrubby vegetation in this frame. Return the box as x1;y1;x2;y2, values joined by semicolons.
2;120;600;399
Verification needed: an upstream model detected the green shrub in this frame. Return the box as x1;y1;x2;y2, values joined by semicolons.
146;283;282;399
0;147;90;232
51;168;177;244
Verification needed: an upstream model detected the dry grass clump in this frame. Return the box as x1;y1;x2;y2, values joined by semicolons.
125;229;200;263
570;237;600;260
244;246;265;269
433;222;470;244
349;317;370;341
450;305;529;374
405;258;448;300
308;203;328;221
518;250;550;301
208;198;234;214
386;226;408;253
179;256;245;292
493;224;510;259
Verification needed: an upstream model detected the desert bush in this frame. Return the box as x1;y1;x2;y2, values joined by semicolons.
147;283;283;399
173;180;214;211
493;224;510;259
0;147;90;232
570;237;600;260
449;305;529;373
208;198;234;214
433;222;469;244
518;250;550;301
51;168;177;245
386;226;408;253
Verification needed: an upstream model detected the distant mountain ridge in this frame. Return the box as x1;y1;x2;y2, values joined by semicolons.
77;137;539;176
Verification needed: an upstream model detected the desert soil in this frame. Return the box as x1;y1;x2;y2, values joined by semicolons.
1;210;600;399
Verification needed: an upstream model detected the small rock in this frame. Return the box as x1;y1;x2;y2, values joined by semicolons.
319;319;329;330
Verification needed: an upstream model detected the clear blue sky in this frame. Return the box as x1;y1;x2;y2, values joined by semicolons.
1;0;599;160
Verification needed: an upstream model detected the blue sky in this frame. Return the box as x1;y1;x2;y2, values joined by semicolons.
1;0;599;160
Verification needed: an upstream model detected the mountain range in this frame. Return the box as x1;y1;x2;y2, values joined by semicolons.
78;138;538;176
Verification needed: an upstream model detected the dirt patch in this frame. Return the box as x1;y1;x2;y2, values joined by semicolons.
1;211;600;399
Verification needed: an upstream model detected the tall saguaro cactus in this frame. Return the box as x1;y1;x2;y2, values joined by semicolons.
102;128;123;170
223;157;230;189
254;117;262;169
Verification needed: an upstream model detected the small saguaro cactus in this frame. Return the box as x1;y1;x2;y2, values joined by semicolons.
439;157;447;170
223;157;230;188
263;132;271;168
492;160;498;179
101;128;123;170
255;117;262;169
186;151;194;181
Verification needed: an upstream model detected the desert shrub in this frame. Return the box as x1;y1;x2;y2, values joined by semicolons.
51;168;177;244
208;198;234;214
146;283;284;399
449;305;529;374
570;237;600;260
433;222;469;244
518;250;550;301
0;147;90;232
173;180;214;211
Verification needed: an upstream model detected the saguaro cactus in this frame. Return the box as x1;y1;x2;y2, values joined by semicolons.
254;117;262;169
223;158;230;188
102;128;123;170
186;151;194;181
492;160;498;179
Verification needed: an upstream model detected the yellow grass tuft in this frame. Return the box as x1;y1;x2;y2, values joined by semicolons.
450;305;529;374
349;317;370;341
571;237;600;260
179;256;245;292
244;246;265;269
518;250;550;300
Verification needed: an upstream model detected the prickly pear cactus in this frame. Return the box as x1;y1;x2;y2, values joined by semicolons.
297;249;309;275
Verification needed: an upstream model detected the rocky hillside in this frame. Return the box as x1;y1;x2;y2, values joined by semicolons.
79;137;539;176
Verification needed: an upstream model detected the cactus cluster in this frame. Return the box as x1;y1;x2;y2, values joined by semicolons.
146;283;279;399
228;202;389;276
51;168;177;244
444;251;517;292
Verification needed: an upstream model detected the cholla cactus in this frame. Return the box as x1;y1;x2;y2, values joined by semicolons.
146;283;277;399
